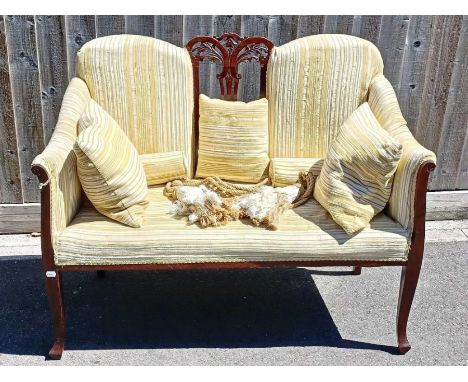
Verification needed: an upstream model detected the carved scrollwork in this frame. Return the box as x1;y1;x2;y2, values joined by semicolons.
186;33;273;100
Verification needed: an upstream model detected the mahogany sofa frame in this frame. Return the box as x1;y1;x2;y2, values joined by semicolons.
31;33;436;360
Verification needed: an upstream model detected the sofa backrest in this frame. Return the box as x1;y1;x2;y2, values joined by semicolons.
77;35;194;175
267;34;384;159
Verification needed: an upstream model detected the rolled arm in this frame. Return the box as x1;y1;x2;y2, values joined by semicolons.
368;75;436;233
31;78;91;250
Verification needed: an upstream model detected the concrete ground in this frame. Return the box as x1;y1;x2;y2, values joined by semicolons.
0;220;466;365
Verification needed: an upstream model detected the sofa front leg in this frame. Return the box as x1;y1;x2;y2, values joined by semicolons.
351;266;362;275
44;269;65;360
396;261;422;354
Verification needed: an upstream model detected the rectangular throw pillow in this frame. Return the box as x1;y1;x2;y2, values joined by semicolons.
313;102;402;235
196;94;269;183
270;158;323;187
140;151;188;186
75;99;148;228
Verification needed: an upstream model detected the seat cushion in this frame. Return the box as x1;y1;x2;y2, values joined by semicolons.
313;102;402;235
55;187;411;266
196;94;270;183
74;99;149;228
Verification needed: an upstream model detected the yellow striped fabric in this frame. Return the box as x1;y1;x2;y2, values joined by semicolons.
313;102;402;235
140;151;188;186
31;78;91;251
75;99;148;228
55;186;411;266
77;35;194;176
267;34;383;159
196;94;270;183
269;158;323;187
368;74;436;232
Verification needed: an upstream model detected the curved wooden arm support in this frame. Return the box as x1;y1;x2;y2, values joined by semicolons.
31;164;65;360
397;161;436;354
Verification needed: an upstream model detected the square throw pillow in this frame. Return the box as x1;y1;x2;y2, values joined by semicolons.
74;99;148;228
269;157;324;187
196;94;269;183
140;151;188;186
313;102;402;235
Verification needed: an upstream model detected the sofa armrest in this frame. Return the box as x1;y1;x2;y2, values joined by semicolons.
31;78;91;255
368;74;436;234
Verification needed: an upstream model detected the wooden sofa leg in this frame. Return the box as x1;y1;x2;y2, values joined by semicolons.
351;266;362;275
396;261;422;354
44;270;65;360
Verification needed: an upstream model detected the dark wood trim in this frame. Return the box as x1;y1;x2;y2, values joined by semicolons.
186;33;273;175
396;161;436;354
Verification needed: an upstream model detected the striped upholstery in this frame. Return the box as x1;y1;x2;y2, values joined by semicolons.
32;78;90;250
55;186;411;266
270;158;323;187
77;35;194;176
196;95;270;183
267;34;383;158
368;74;437;233
140;151;188;186
314;103;402;235
75;99;148;228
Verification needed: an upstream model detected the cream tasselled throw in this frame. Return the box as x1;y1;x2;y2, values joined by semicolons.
163;174;316;230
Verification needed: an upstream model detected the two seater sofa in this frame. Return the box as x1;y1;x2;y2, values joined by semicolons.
31;33;436;359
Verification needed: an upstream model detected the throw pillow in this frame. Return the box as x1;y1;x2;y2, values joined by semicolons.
75;99;148;228
269;157;323;187
196;94;269;183
313;102;402;235
140;151;188;186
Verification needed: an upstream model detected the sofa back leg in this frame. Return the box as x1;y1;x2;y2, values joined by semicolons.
44;269;65;360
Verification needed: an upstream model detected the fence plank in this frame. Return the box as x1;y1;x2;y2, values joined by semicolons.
268;15;298;46
95;15;125;37
65;15;96;80
35;15;68;144
434;17;468;189
155;15;183;46
378;15;410;88
397;16;434;134
239;15;270;102
355;15;382;44
297;16;325;37
415;16;463;162
124;16;155;37
4;15;44;202
323;15;354;34
0;16;23;203
183;15;213;97
209;15;242;98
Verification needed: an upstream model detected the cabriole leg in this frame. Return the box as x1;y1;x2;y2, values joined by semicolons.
351;266;362;275
44;270;65;360
396;261;422;354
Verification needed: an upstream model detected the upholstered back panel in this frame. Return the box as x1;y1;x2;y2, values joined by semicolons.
77;35;194;175
267;34;384;158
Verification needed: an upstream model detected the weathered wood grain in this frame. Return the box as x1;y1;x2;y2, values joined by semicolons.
238;15;270;102
4;15;44;203
434;16;468;190
268;15;298;46
397;16;434;135
183;15;213;97
354;15;382;44
0;16;23;203
0;203;40;233
124;16;154;37
65;15;96;80
416;16;463;160
378;15;410;87
34;15;68;143
95;15;125;37
209;15;242;98
155;15;183;46
296;16;325;37
324;15;354;34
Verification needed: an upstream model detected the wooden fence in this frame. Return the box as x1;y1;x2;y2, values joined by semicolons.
0;15;467;206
